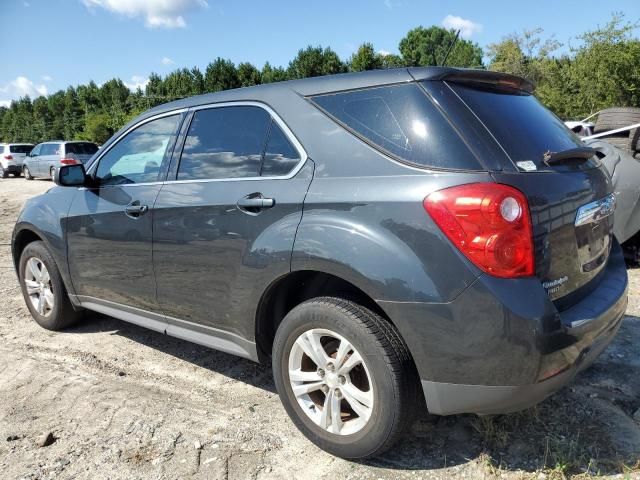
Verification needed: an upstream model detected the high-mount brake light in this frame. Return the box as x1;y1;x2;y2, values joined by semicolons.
424;183;535;278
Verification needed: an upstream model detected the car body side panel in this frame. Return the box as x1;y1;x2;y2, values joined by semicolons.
292;174;487;304
11;186;78;297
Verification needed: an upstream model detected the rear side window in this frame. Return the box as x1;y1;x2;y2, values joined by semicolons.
178;106;271;180
9;145;33;154
449;83;597;170
311;84;480;170
65;142;99;155
40;144;60;155
261;123;301;176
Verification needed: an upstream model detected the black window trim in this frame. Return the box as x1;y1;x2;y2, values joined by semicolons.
168;101;308;184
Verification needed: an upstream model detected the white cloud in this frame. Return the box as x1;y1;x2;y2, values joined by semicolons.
441;15;483;39
377;49;391;57
161;56;175;65
42;75;53;82
0;101;10;108
0;76;48;106
81;0;208;29
124;75;149;91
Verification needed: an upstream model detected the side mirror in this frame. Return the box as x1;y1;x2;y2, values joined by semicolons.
54;164;87;187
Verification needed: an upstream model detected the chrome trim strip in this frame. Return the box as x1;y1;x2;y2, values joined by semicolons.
75;295;258;361
575;193;616;227
85;109;188;176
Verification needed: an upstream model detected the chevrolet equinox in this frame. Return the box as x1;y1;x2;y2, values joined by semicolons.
12;67;628;459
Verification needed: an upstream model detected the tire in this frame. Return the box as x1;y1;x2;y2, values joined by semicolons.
594;107;640;134
272;297;419;459
0;166;7;178
50;167;56;182
23;166;33;180
19;241;82;330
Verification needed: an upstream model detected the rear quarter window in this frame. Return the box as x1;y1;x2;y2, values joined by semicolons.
310;83;481;171
9;145;33;154
65;142;99;155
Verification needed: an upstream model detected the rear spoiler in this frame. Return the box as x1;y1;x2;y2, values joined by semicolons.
408;67;535;94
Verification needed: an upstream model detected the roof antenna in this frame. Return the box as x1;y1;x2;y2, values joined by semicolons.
440;29;460;67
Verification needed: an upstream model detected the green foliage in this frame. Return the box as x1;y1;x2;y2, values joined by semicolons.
287;46;347;79
1;16;638;144
399;26;483;67
349;43;384;71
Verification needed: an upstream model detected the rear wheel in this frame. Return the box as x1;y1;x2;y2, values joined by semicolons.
0;165;7;178
19;241;82;330
23;166;33;180
50;167;56;182
272;297;419;459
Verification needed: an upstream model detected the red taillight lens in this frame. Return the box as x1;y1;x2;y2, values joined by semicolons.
424;183;534;278
4;154;13;160
60;158;79;165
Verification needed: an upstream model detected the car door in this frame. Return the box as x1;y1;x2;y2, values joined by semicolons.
39;143;59;177
153;104;312;347
66;112;184;316
26;144;42;174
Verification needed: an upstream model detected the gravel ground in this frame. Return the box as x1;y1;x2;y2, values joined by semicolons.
0;177;638;480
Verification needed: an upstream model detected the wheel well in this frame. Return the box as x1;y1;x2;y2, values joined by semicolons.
255;270;390;363
12;229;43;270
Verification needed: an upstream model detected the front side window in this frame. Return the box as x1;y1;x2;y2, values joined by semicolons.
95;114;181;186
177;106;271;180
30;144;42;156
311;83;481;170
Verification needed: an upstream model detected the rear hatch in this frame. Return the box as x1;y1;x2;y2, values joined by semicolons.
9;144;33;165
64;142;99;164
442;79;614;309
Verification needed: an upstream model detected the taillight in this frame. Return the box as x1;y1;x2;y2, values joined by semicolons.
424;183;534;278
60;158;78;165
4;154;13;160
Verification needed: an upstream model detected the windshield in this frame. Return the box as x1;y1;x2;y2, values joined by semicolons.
447;83;599;171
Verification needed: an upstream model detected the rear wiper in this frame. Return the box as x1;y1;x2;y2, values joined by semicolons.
543;147;596;166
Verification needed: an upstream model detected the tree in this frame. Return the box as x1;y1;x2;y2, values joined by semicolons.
63;87;83;140
237;62;262;87
204;58;240;92
80;112;113;144
261;62;288;83
287;46;347;79
349;43;383;71
399;26;483;67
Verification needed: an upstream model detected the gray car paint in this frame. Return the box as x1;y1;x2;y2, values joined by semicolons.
12;67;628;416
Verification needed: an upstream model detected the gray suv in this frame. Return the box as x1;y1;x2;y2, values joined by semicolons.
23;140;99;180
11;68;627;459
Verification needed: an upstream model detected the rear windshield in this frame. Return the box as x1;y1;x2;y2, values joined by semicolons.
311;83;481;170
448;83;598;170
9;145;33;154
65;142;99;155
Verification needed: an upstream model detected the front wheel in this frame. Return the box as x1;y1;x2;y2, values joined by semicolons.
23;166;33;180
272;297;419;459
19;241;82;330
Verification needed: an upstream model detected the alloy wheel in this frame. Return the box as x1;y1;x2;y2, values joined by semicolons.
288;328;374;435
24;257;55;317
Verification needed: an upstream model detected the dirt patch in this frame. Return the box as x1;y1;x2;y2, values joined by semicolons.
0;177;639;479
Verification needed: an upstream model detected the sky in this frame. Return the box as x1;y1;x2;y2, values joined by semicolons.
0;0;638;107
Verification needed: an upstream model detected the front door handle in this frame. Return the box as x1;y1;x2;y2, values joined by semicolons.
125;202;149;218
237;197;275;208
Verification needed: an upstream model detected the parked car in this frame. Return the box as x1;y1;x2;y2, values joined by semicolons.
23;141;99;180
12;68;627;459
0;143;34;178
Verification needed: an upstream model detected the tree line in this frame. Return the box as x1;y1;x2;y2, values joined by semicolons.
0;13;638;145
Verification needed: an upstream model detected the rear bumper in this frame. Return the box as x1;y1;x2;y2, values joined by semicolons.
1;163;21;173
379;241;628;416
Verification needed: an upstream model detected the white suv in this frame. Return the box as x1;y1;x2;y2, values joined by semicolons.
0;143;34;178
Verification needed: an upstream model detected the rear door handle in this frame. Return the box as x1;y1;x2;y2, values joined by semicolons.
237;196;275;209
125;202;149;218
